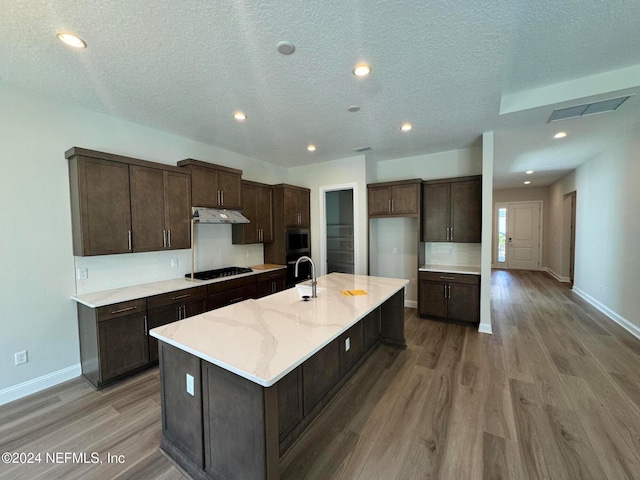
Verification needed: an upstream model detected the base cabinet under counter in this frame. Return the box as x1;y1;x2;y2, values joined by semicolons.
77;298;150;389
418;271;480;325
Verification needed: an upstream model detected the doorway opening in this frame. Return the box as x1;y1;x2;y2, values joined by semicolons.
495;201;542;270
320;185;357;276
564;191;577;285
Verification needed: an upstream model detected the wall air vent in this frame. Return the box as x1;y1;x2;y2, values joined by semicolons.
548;95;630;122
353;146;372;152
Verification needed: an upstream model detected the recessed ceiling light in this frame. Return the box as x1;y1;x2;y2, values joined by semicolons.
554;131;567;139
276;41;295;55
400;123;413;132
233;112;247;121
526;170;534;175
307;144;316;152
57;32;86;49
524;180;531;185
353;63;371;77
347;106;360;112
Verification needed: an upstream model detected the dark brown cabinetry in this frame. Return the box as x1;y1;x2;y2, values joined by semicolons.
207;275;258;310
77;298;149;389
277;367;303;441
177;159;242;210
368;179;421;217
68;153;132;256
418;271;480;324
422;176;482;243
147;286;208;362
302;338;341;416
255;269;286;298
67;148;192;256
264;184;311;265
232;180;273;244
130;166;191;252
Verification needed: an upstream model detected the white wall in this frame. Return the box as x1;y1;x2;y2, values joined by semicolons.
548;171;576;278
287;155;368;277
375;147;483;181
0;83;287;396
549;122;640;335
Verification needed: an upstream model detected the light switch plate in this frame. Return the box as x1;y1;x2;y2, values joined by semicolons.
345;337;351;352
76;268;88;280
186;374;194;396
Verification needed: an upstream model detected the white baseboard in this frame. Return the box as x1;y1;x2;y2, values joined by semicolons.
404;299;417;309
573;287;640;340
545;268;571;283
0;364;81;406
478;322;493;334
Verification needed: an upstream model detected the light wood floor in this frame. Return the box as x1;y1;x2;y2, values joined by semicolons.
2;270;639;479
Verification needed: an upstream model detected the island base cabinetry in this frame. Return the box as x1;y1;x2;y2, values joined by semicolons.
157;289;405;480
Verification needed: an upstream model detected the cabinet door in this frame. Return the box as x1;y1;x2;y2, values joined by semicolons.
164;171;191;250
98;312;149;381
184;296;207;318
218;170;242;209
241;184;260;244
368;186;391;216
391;184;419;215
77;157;132;255
283;188;304;227
422;183;450;242
257;186;274;241
147;304;179;363
448;283;480;323
130;165;166;252
277;367;303;439
450;180;482;243
191;165;218;208
296;190;310;227
363;307;381;350
418;280;448;318
302;338;340;415
208;284;257;310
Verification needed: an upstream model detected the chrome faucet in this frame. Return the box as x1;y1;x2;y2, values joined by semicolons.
294;255;317;298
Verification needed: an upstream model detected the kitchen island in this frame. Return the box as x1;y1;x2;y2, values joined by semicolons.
150;272;408;480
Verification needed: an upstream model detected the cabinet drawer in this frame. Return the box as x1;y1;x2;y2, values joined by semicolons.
148;286;208;309
419;271;479;285
208;284;257;310
207;275;256;294
255;269;286;282
97;298;147;322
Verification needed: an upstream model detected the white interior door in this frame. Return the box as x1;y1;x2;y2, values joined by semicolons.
507;202;541;270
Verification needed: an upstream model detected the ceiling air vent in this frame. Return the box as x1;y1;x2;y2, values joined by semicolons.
354;146;372;152
548;95;630;122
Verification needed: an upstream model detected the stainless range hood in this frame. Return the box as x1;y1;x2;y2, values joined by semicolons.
192;207;250;224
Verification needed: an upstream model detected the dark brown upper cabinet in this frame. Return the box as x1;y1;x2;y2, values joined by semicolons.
422;176;482;243
283;186;311;227
232;180;273;244
130;166;191;252
67;147;192;256
177;159;242;210
367;179;421;217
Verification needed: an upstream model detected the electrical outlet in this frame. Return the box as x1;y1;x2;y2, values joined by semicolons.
171;258;178;268
15;350;28;366
186;374;194;396
392;247;398;254
76;268;88;280
345;337;351;352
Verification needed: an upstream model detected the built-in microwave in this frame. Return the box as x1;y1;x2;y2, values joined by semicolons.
285;228;310;255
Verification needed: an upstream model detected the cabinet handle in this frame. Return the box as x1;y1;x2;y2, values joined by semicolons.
388;199;392;212
163;230;166;248
128;230;132;251
229;297;244;304
172;293;191;300
168;229;171;248
450;228;454;241
111;305;137;315
439;276;455;280
144;315;148;335
391;198;394;212
220;191;224;206
448;284;451;298
444;285;447;298
182;305;186;318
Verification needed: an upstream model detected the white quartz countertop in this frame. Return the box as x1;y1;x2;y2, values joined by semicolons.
71;265;286;308
150;273;408;387
419;264;481;275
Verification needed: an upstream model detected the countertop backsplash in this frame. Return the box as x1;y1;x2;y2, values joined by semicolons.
424;242;481;267
74;225;264;295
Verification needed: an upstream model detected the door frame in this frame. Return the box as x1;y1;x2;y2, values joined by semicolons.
319;183;359;277
495;200;543;270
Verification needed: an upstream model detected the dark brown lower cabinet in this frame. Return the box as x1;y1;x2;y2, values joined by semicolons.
418;271;480;324
302;338;341;416
363;308;382;351
77;298;149;389
340;321;364;375
277;367;303;440
256;270;287;298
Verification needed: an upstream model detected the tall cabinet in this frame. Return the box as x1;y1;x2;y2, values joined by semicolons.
232;180;273;244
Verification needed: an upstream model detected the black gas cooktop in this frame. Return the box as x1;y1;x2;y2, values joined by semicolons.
185;266;253;281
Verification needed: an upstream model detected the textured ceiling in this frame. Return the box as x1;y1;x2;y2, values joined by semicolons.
1;0;640;188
